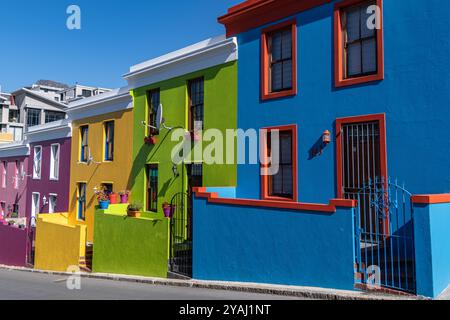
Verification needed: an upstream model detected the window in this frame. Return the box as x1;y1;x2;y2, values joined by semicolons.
1;161;6;188
27;108;41;127
49;194;57;213
8;109;19;123
187;164;203;188
50;144;60;180
14;160;19;189
261;125;297;201
12;203;19;216
77;183;87;221
147;89;160;136
261;19;297;100
31;193;40;227
146;165;158;212
334;0;384;87
0;202;5;219
80;126;89;163
33;146;42;179
101;183;113;195
104;121;114;161
188;78;204;132
45;111;65;123
82;89;92;98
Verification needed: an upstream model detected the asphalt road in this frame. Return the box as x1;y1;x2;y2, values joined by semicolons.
0;269;304;300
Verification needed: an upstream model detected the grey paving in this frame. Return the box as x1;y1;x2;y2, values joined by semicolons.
0;269;303;300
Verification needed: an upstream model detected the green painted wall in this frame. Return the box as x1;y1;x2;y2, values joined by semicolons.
92;205;169;278
129;61;237;212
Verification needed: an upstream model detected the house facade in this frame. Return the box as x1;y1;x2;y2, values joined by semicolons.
91;35;238;278
192;0;450;298
34;87;133;272
0;142;30;267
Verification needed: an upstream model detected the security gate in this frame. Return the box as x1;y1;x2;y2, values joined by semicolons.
340;121;416;293
169;192;192;278
353;178;416;294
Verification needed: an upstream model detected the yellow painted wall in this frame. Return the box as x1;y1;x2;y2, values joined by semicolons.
34;213;87;272
68;109;134;242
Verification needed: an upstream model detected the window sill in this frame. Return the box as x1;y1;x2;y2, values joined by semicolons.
335;73;384;88
49;178;59;182
262;195;296;202
261;88;297;101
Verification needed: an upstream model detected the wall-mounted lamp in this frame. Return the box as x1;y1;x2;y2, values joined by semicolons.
172;164;179;178
42;195;48;206
322;130;331;145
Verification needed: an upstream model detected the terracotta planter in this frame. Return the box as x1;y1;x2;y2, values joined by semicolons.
127;210;141;218
144;136;157;145
109;193;118;204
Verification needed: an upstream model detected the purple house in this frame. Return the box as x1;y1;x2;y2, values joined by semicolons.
0;142;30;266
25;120;72;222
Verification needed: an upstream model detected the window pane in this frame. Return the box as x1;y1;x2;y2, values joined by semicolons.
272;171;283;195
361;3;376;38
347;42;362;77
281;30;292;59
271;32;282;62
282;60;293;90
280;134;292;164
362;38;377;73
271;62;283;92
282;165;293;195
346;8;361;42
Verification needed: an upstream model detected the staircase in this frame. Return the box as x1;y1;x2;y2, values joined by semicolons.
79;244;93;273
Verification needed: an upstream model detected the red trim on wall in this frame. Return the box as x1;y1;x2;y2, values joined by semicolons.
260;124;298;202
411;194;450;205
218;0;331;37
193;187;357;213
334;0;384;88
335;113;388;199
261;19;297;101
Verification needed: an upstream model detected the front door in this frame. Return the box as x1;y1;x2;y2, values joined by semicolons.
338;117;387;235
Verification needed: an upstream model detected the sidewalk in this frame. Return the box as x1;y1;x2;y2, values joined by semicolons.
0;265;424;300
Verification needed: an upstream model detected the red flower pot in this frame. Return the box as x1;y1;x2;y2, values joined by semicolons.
109;193;118;204
144;136;157;145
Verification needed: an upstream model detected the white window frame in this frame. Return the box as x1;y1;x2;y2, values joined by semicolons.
31;192;40;227
0;201;5;219
49;143;60;181
14;160;19;189
33;146;42;180
48;193;58;214
1;161;6;188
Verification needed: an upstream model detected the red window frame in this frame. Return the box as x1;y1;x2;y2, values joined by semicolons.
260;124;298;202
335;113;388;199
334;0;384;88
261;19;297;101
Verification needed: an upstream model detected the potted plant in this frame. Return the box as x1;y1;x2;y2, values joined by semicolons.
97;189;110;210
119;190;131;204
162;202;173;218
109;192;118;204
127;202;143;218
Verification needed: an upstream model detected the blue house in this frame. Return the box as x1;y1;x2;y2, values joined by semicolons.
193;0;450;298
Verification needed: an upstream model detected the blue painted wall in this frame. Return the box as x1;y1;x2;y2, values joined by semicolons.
193;196;356;290
414;202;450;298
235;0;450;202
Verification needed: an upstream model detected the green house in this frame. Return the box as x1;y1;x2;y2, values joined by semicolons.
125;35;238;278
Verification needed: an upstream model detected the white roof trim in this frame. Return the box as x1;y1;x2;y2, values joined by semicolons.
0;142;30;158
67;87;132;121
25;119;72;142
124;35;238;89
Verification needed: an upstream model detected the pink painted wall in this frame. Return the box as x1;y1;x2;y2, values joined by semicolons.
0;222;28;267
0;156;29;220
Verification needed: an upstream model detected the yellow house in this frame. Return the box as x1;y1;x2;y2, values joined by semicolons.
34;88;133;272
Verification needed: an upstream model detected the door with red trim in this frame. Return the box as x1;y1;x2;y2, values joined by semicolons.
341;121;383;235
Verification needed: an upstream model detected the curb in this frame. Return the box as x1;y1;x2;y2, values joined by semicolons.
0;265;423;300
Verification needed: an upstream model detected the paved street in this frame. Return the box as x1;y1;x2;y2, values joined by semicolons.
0;269;304;300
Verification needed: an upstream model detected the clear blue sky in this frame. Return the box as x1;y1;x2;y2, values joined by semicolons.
0;0;239;92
